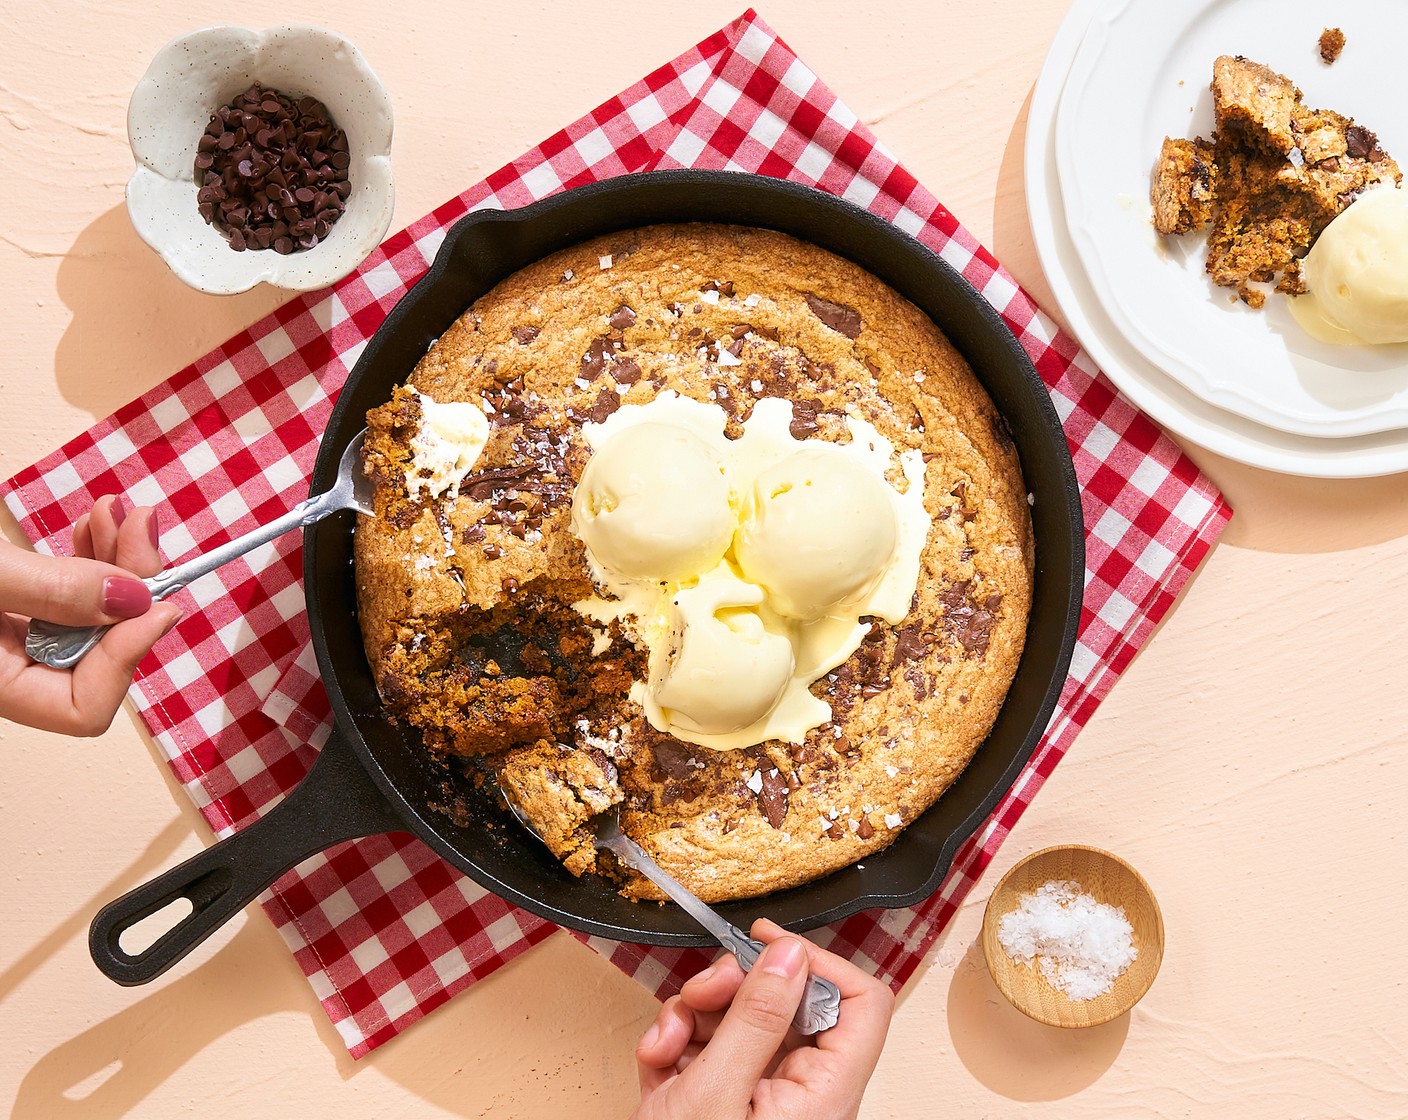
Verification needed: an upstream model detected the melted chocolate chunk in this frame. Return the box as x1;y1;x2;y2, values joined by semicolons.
803;293;863;339
584;747;617;784
462;463;536;502
789;398;823;438
608;304;637;330
613;356;642;385
587;392;620;423
1345;125;1375;160
651;740;697;782
890;624;931;669
512;325;540;345
580;335;618;379
758;767;790;829
939;582;1003;658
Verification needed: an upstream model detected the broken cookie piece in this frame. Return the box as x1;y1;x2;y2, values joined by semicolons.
1152;136;1218;235
1153;54;1401;306
497;740;623;877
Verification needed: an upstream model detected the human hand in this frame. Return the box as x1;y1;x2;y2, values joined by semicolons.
631;918;895;1120
0;495;181;735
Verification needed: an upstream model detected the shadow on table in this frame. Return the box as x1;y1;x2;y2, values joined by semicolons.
946;937;1129;1102
1172;451;1408;553
9;917;330;1120
0;815;188;1008
52;205;285;422
990;83;1058;329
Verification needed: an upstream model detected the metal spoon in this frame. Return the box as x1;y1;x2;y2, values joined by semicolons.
506;795;842;1035
26;429;374;670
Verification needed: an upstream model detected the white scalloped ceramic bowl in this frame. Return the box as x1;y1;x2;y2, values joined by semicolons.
127;24;394;295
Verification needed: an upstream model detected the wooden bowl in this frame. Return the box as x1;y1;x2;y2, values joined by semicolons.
981;845;1164;1028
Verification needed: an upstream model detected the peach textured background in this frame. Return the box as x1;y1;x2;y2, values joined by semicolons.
2;2;1406;1117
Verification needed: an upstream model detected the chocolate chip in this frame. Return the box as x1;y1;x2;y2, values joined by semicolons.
512;325;540;345
608;305;637;330
194;81;350;254
802;293;863;338
856;815;874;840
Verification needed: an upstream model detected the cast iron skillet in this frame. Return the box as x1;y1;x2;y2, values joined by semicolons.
89;170;1085;985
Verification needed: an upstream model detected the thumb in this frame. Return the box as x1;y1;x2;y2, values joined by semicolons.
0;543;153;626
684;937;808;1113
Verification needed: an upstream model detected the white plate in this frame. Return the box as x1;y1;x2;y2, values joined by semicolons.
1026;0;1408;477
1056;0;1408;439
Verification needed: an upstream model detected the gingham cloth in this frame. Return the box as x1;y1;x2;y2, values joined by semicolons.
2;10;1230;1056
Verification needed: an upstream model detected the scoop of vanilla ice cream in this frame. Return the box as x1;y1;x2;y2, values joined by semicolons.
646;570;796;736
570;422;735;583
1294;186;1408;345
407;393;490;499
733;443;899;621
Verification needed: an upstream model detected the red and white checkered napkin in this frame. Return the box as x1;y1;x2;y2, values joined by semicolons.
2;10;1230;1055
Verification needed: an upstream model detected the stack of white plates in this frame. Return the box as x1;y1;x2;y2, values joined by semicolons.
1028;0;1408;477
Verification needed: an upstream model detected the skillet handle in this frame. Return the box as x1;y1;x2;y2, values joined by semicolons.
89;729;404;985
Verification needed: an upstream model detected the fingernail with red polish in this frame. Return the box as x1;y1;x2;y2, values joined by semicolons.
110;495;127;527
147;509;161;549
103;576;152;618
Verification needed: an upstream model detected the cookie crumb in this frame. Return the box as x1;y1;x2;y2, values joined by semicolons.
1318;27;1345;64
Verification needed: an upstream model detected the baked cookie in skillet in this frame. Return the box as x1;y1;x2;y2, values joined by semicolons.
354;223;1033;902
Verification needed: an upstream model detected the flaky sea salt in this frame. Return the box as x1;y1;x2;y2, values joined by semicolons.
996;879;1137;1001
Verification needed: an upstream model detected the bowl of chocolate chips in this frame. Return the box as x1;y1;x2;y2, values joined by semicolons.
126;24;394;294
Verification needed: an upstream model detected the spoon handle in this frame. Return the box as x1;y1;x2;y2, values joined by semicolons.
598;829;841;1035
149;490;335;598
25;490;339;670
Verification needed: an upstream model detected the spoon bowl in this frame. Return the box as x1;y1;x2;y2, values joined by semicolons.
500;789;841;1035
